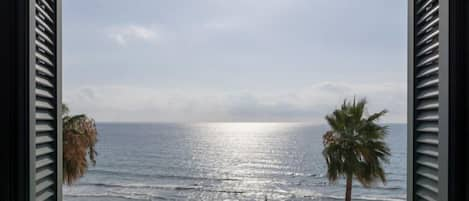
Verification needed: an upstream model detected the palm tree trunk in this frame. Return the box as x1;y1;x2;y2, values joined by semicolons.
345;175;352;201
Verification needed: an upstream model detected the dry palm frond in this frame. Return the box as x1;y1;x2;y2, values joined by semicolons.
63;104;98;185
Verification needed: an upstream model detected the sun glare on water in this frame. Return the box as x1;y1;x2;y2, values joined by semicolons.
205;122;301;134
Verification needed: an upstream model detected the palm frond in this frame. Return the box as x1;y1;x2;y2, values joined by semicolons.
367;110;388;122
62;104;98;185
322;98;391;188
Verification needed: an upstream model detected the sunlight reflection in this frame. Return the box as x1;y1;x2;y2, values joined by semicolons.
202;122;303;134
189;123;309;188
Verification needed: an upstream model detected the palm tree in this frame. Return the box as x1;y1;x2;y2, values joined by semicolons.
322;98;390;201
62;104;98;184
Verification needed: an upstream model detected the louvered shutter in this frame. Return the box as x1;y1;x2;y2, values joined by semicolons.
31;0;62;200
409;0;449;200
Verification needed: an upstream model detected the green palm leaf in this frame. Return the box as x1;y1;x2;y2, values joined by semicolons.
322;98;390;201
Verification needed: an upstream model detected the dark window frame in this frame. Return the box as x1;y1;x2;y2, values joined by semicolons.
3;0;469;200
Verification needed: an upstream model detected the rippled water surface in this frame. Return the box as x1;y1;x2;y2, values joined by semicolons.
64;123;406;201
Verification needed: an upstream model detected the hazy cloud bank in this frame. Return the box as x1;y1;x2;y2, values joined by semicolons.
108;25;159;46
64;81;405;123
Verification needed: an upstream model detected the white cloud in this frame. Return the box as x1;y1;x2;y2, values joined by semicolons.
108;25;158;45
63;81;406;123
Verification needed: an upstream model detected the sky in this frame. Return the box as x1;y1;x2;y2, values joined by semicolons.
63;0;407;123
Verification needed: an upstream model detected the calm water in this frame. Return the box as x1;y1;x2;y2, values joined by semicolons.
63;123;406;201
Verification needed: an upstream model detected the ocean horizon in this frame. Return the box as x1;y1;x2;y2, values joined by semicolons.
63;122;407;201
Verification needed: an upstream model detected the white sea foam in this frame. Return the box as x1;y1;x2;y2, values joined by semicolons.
64;191;152;201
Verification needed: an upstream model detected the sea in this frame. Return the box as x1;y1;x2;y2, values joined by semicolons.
63;123;407;201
